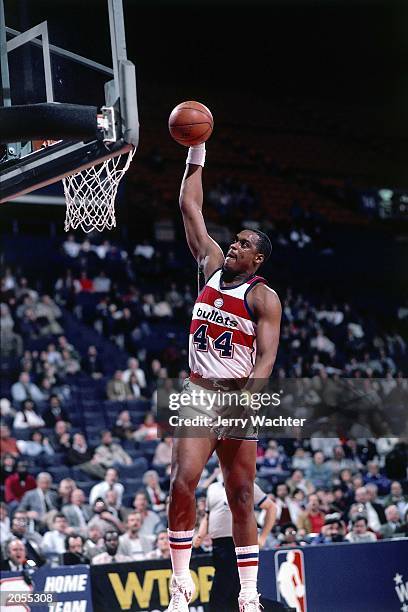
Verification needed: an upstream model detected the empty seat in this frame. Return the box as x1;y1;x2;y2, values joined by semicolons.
49;466;71;482
118;458;148;479
71;466;96;482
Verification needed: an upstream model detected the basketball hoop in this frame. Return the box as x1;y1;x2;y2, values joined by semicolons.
62;145;135;233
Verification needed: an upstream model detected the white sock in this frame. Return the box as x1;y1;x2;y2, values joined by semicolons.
168;528;194;583
235;545;259;599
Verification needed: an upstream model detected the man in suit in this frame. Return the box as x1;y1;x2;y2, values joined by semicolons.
354;485;386;532
18;472;58;528
0;539;31;571
8;511;45;567
62;489;92;536
117;511;153;560
379;505;403;540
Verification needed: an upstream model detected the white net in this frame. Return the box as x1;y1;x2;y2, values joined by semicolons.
63;147;135;233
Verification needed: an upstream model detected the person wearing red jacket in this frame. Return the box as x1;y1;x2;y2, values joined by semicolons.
5;461;36;506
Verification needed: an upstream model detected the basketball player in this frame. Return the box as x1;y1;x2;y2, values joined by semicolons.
167;143;282;612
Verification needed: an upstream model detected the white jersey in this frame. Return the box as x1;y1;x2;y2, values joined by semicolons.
189;268;267;380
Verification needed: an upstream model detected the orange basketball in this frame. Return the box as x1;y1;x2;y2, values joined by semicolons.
168;101;214;146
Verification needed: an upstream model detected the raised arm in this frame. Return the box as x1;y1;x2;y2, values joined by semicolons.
179;145;224;281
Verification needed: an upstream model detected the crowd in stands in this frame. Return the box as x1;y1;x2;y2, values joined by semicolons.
1;227;407;570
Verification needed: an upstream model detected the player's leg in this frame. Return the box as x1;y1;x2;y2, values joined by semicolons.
167;436;217;611
217;439;261;611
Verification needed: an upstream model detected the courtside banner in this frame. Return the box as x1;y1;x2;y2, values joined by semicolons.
0;565;93;612
90;556;214;612
259;539;408;612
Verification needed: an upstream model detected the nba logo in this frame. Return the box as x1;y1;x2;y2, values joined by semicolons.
274;549;307;612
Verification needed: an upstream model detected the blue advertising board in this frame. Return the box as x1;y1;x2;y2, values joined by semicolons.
259;539;408;612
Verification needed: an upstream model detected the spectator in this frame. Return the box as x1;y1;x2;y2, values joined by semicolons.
62;534;90;565
351;486;386;532
9;511;45;566
122;357;147;389
0;539;30;571
60;348;81;376
66;433;106;480
310;418;340;458
18;472;58;524
0;426;19;457
365;484;387;526
42;514;72;555
42;395;69;428
83;525;104;560
104;489;126;520
383;481;408;517
49;421;71;452
274;484;298;527
94;431;132;467
132;491;162;535
93;271;111;293
286;469;313;496
379;505;403;540
345;515;377;543
0;397;16;426
55;479;77;513
89;468;125;507
11;372;45;404
260;440;289;471
142;471;167;513
297;494;326;535
1;304;23;359
113;410;136;440
36;295;63;335
87;498;124;536
363;462;391;496
331;486;350;515
134;412;157;441
146;530;171;560
0;502;11;542
106;371;130;401
75;271;94;293
117;512;153;559
13;399;45;430
134;241;155;260
327;445;356;475
92;530;132;565
5;460;36;505
152;435;172;468
312;517;345;544
62;488;92;535
291;448;312;471
62;234;80;258
276;523;301;548
82;346;104;379
16;431;54;462
306;451;333;489
127;373;141;399
1;453;17;486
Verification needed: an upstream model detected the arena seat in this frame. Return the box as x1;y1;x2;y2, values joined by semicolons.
70;466;96;482
118;459;148;478
48;466;71;482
